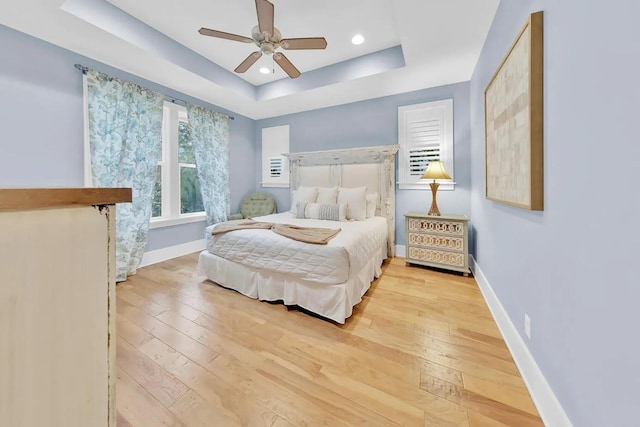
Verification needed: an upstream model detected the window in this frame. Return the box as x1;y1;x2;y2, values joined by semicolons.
261;125;290;188
151;102;205;228
177;121;204;214
398;99;454;190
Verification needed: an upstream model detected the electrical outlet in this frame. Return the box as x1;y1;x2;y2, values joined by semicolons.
524;314;531;339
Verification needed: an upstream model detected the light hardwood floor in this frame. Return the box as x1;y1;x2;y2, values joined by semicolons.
115;254;543;427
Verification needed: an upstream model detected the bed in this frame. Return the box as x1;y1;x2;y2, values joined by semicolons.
197;145;399;323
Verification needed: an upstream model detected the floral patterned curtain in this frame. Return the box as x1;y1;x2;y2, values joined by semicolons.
186;105;230;225
85;70;164;281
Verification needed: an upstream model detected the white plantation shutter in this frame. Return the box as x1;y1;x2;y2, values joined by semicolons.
261;125;290;187
407;118;442;177
398;99;454;189
269;157;284;178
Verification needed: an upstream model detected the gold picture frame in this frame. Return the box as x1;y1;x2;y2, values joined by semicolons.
485;11;544;210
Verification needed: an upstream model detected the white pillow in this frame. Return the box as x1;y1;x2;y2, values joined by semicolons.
366;192;378;218
337;186;367;221
290;186;318;215
297;202;346;221
316;186;338;205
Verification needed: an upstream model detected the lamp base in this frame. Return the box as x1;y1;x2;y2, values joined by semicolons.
428;182;441;216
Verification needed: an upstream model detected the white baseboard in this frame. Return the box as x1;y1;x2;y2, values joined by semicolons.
469;256;573;427
139;239;205;268
395;244;406;258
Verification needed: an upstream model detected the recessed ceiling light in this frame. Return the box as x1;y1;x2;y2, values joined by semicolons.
351;34;365;45
259;67;270;74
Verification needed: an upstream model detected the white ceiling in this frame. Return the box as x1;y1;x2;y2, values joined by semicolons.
0;0;500;120
106;0;402;85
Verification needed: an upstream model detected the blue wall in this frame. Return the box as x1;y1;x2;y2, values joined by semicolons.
470;1;640;425
0;24;256;253
256;81;471;246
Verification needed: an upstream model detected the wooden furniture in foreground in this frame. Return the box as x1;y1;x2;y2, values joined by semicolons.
0;188;131;427
405;212;470;275
114;253;542;426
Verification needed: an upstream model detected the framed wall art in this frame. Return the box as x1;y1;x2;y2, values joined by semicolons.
485;11;544;210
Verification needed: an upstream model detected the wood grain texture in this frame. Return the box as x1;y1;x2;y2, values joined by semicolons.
529;11;544;211
0;187;131;210
115;254;543;426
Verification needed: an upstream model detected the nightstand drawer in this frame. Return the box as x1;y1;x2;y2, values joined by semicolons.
408;233;464;252
407;218;464;236
407;247;466;268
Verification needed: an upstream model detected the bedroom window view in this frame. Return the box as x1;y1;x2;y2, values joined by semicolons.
151;103;205;221
408;146;440;177
178;120;204;214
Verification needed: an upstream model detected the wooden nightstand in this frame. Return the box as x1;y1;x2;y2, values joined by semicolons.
404;212;470;276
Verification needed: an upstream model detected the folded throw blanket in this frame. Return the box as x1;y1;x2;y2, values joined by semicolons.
211;219;341;245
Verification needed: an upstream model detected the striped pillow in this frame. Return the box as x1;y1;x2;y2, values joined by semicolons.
296;202;346;221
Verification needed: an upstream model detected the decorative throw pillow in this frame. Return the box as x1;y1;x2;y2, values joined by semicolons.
295;201;308;218
316;186;338;205
337;186;367;221
297;202;346;221
366;192;378;218
290;186;318;215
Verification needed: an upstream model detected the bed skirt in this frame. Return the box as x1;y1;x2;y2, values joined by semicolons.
196;246;386;324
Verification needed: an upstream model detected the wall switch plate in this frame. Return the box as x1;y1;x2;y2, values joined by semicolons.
524;313;531;339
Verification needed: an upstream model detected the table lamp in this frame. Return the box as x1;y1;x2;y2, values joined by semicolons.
421;161;451;216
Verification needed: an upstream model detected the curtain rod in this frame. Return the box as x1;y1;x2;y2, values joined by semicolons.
74;63;235;120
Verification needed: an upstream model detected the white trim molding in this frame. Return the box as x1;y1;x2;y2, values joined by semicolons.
139;239;205;268
260;182;290;188
395;245;406;258
149;213;206;229
396;181;456;191
469;256;573;427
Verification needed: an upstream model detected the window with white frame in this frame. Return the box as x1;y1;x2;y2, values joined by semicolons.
261;125;290;188
397;99;454;190
150;102;205;227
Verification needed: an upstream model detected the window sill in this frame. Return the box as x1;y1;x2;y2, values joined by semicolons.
149;213;206;229
260;182;290;188
397;182;456;191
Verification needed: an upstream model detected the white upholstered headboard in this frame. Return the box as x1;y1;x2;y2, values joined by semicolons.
284;145;399;257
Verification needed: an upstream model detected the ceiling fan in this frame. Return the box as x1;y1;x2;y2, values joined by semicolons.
198;0;327;78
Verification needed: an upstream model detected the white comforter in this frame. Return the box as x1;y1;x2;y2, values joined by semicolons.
205;212;388;284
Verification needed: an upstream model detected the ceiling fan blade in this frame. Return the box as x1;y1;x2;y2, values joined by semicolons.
198;28;253;43
234;52;262;73
281;37;328;50
255;0;274;36
273;53;301;78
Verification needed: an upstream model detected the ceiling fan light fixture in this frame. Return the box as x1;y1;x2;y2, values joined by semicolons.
259;67;270;74
351;34;365;45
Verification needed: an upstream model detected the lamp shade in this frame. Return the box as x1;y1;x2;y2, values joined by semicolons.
421;161;451;180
